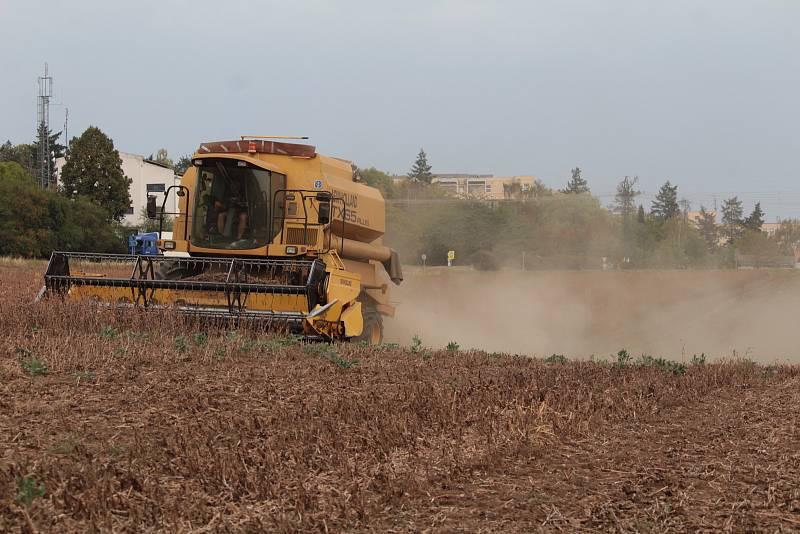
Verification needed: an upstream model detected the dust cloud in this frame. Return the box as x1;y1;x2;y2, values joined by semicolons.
384;267;800;363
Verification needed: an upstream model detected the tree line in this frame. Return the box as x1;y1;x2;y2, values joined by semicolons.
356;150;800;270
0;125;173;257
3;132;798;268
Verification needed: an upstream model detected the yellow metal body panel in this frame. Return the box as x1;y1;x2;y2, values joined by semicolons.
67;286;311;313
340;301;363;337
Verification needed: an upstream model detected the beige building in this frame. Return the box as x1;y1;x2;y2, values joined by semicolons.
761;222;780;237
432;173;538;200
56;152;179;226
686;210;717;225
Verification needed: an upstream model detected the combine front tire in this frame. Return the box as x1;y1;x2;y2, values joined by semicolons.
356;310;383;345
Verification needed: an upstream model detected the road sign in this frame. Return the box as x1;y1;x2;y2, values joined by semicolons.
447;250;455;261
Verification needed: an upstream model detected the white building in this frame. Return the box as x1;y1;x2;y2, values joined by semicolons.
56;151;179;227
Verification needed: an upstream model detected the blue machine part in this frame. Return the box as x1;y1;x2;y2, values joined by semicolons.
128;232;161;255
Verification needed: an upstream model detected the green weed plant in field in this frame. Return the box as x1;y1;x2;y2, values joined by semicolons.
174;335;190;353
100;325;119;340
15;476;45;505
17;348;48;376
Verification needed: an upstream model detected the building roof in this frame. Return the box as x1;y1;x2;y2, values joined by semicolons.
434;173;494;179
143;159;173;170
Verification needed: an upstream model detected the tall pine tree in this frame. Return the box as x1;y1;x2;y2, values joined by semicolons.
60;126;132;221
407;148;433;184
743;202;765;232
33;123;65;187
650;180;679;219
720;196;744;244
562;167;589;194
613;176;639;217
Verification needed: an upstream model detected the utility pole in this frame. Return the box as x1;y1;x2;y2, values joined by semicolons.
64;107;69;152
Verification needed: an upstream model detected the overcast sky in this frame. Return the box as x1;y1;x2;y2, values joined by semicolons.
1;0;798;217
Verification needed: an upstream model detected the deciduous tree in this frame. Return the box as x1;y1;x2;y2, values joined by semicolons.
60;126;132;221
695;205;719;251
175;155;192;176
150;148;175;170
773;219;800;254
353;165;397;198
0;141;36;176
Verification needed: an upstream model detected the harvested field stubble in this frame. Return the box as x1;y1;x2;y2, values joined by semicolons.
2;260;800;532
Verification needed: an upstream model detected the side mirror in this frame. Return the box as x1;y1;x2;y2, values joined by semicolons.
318;200;331;225
146;195;157;219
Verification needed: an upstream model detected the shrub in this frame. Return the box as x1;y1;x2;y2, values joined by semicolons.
411;335;423;354
636;354;687;375
470;250;499;271
0;178;126;257
329;354;360;369
615;349;631;368
545;353;568;364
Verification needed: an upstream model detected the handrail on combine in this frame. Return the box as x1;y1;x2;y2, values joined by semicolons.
147;185;190;241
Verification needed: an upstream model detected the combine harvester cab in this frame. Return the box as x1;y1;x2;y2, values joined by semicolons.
41;137;402;342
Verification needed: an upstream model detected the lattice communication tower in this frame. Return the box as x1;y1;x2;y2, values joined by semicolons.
37;63;53;188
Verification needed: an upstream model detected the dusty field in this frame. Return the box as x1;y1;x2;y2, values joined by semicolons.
2;260;800;532
387;267;800;362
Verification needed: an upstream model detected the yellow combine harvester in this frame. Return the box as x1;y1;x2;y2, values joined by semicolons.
41;137;402;342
